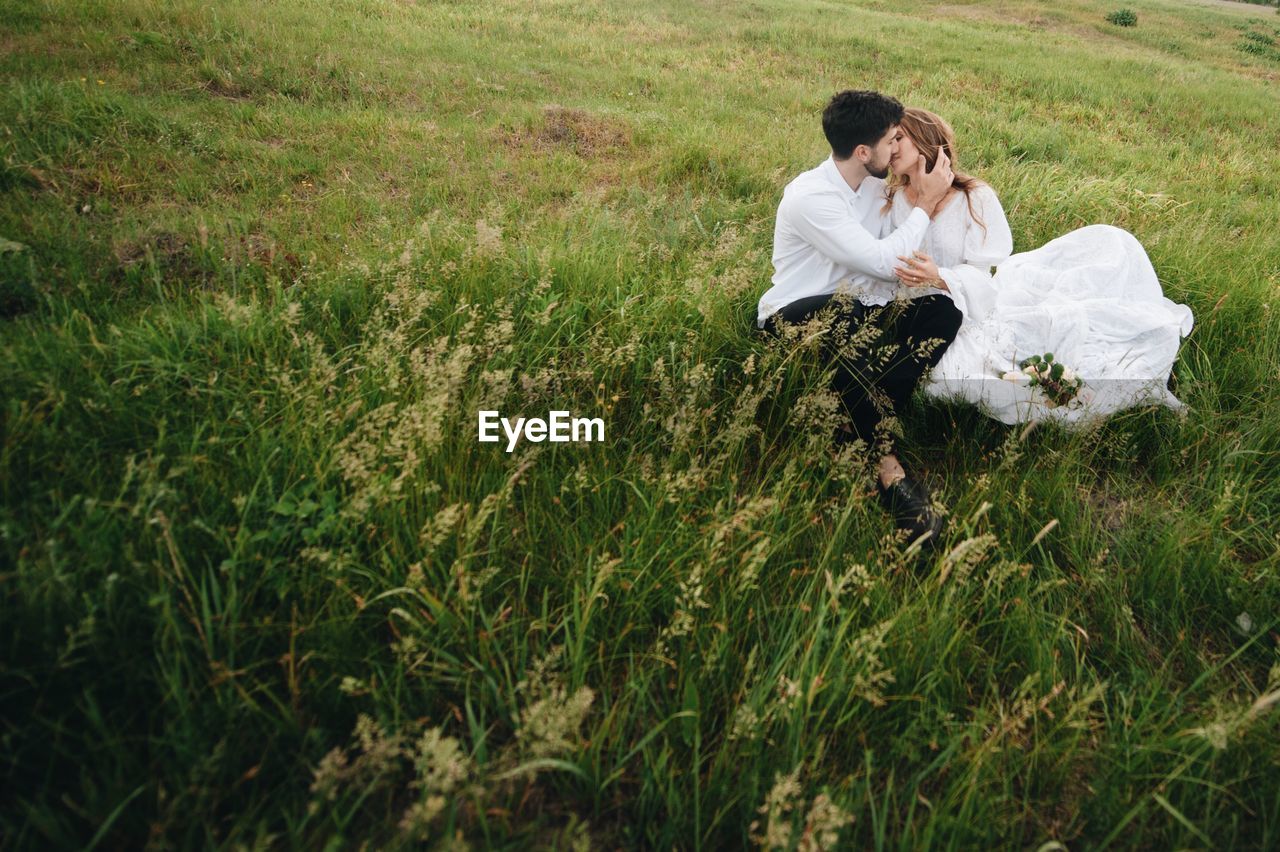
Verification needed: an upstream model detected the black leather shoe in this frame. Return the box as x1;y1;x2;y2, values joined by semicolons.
877;474;945;549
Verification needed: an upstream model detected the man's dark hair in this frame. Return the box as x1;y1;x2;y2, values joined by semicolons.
822;90;905;160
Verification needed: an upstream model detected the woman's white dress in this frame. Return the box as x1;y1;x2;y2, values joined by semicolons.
887;186;1195;426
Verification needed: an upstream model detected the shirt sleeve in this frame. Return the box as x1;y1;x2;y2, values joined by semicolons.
937;184;1013;320
784;191;930;282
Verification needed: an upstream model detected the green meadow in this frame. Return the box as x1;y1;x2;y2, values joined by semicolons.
3;0;1279;847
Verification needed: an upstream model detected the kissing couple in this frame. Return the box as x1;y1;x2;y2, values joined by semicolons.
756;89;1194;549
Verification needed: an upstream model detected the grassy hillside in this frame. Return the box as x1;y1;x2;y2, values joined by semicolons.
2;0;1279;847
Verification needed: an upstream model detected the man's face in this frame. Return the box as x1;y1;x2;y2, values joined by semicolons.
859;124;899;180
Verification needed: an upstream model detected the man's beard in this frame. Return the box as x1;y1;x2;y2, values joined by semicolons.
867;160;891;180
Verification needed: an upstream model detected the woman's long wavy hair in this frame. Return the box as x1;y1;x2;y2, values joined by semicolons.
883;107;987;237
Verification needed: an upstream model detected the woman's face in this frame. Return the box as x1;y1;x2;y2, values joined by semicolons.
890;128;922;175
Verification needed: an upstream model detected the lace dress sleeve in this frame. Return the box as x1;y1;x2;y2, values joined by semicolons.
937;183;1013;320
962;184;1013;269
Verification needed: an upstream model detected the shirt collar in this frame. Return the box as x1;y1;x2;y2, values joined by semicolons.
821;155;873;202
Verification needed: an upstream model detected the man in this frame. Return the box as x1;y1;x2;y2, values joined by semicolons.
757;89;962;549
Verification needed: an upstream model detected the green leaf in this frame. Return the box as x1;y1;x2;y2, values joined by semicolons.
490;758;590;782
680;672;700;746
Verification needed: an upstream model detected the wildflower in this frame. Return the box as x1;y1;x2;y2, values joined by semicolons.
825;560;874;609
307;714;406;811
474;219;503;255
506;645;597;772
749;766;804;849
309;747;350;804
420;503;465;552
798;793;854;851
411;727;472;796
776;675;802;711
391;634;428;672
749;767;853;851
339;676;369;696
213;292;257;325
737;537;772;592
399;797;448;838
728;704;762;742
938;534;999;585
516;684;595;760
655;562;713;655
398;727;474;839
353;713;404;776
847;620;896;707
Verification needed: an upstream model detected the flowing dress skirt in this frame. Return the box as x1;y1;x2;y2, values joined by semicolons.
922;224;1195;426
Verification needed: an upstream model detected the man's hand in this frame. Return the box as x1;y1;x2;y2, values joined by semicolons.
911;149;953;216
894;251;948;291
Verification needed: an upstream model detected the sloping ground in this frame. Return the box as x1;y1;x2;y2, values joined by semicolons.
1;0;1278;848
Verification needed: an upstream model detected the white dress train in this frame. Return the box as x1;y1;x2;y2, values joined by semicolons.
887;187;1195;426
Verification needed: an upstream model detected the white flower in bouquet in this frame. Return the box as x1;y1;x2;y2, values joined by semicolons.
1061;367;1077;383
1001;370;1030;383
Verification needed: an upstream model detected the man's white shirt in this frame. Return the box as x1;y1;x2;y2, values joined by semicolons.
757;155;932;329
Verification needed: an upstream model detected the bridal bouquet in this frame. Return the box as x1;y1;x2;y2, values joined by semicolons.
1001;352;1084;408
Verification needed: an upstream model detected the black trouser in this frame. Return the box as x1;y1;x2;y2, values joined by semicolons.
758;292;962;456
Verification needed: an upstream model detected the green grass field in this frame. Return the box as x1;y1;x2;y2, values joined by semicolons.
3;0;1280;847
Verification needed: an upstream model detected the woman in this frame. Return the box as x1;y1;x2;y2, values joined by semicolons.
885;107;1195;426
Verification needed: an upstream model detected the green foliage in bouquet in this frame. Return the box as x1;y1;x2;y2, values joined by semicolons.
1018;352;1085;408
